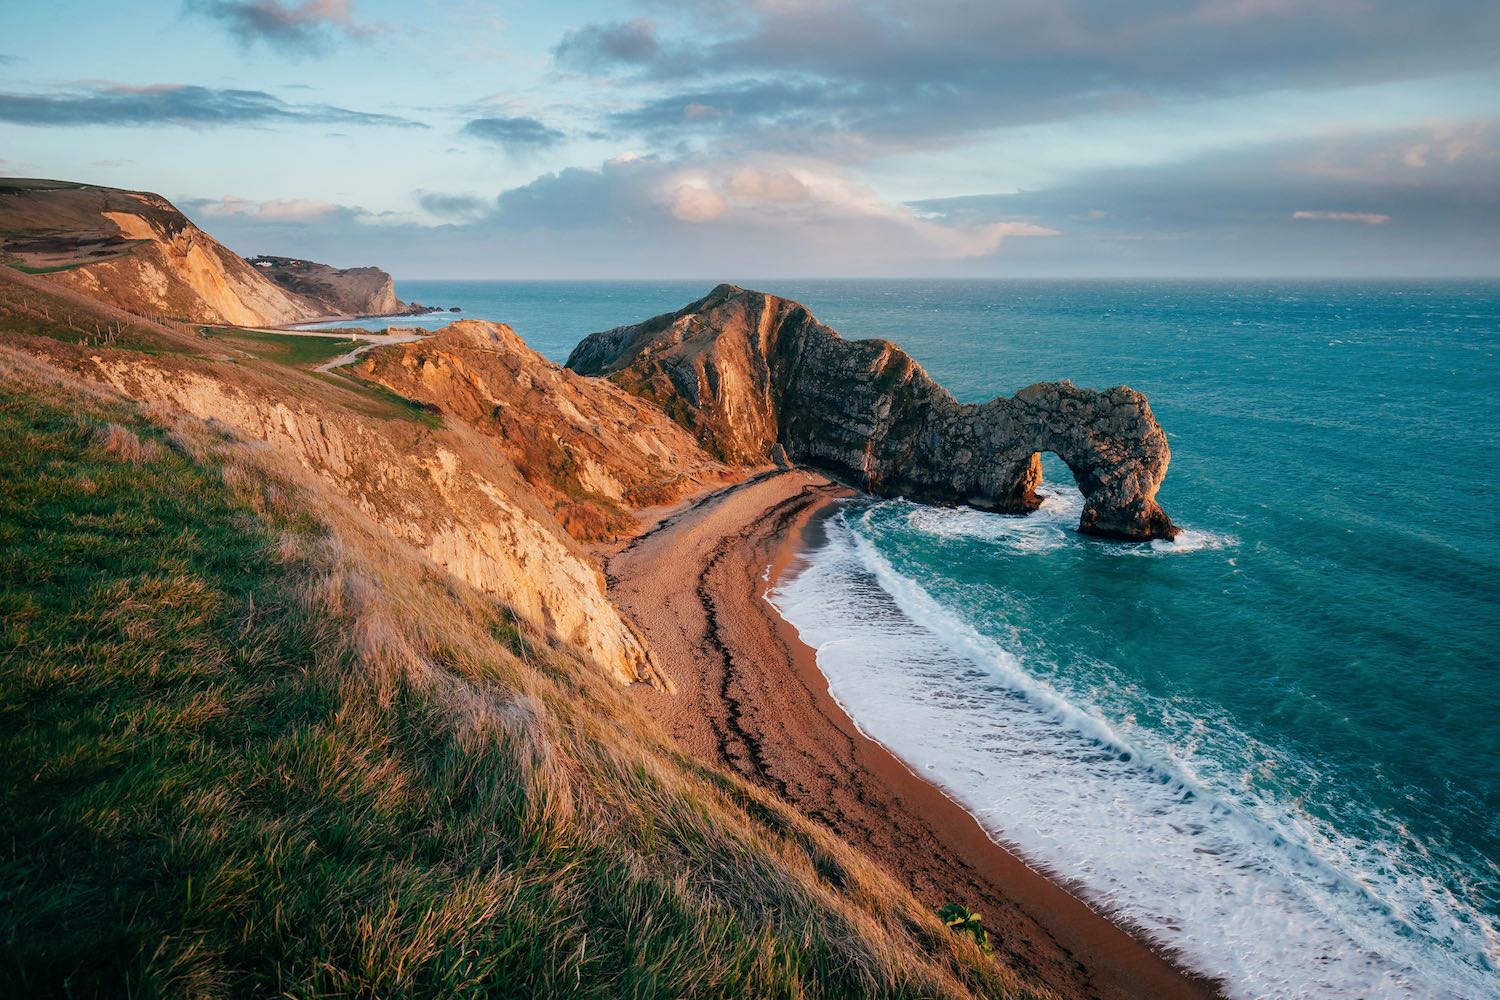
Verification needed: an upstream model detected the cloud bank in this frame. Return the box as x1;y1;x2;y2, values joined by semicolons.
190;152;1059;276
0;83;423;129
559;0;1500;157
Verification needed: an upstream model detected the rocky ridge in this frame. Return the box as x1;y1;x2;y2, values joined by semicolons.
359;320;735;541
0;179;323;326
0;265;673;687
568;284;1178;540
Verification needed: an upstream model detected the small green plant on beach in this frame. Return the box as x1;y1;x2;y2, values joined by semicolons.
938;904;993;955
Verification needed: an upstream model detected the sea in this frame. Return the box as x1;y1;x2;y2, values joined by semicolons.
313;279;1500;998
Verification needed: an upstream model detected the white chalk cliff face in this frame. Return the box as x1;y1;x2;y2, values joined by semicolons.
246;256;416;319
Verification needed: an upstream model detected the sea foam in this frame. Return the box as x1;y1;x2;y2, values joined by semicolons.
769;504;1498;999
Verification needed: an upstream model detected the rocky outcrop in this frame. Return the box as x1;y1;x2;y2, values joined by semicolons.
246;256;424;318
0;179;328;326
78;349;668;686
359;320;733;541
568;284;1177;540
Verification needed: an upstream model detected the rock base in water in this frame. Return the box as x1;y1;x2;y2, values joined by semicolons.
567;285;1178;541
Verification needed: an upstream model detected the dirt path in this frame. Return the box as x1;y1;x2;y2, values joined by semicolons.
229;325;430;373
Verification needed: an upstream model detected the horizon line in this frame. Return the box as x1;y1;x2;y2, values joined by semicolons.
388;274;1500;283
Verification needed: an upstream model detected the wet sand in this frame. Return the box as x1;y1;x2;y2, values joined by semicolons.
608;469;1224;1000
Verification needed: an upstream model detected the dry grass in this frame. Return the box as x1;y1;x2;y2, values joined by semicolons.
0;348;1053;998
0;263;193;352
96;420;160;462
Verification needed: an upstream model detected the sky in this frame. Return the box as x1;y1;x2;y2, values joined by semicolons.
2;0;1498;278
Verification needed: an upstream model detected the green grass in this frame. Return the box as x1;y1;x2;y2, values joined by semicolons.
201;327;367;368
199;329;443;427
0;311;171;354
0;366;1046;999
5;261;92;275
317;369;445;428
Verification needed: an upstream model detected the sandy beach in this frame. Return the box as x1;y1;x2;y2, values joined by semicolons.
609;470;1225;1000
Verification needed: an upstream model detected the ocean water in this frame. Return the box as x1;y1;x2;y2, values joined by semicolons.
388;280;1499;998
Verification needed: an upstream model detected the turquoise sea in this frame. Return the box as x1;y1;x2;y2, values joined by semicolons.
344;280;1499;998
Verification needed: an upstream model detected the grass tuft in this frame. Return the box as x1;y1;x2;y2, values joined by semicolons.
0;352;1053;999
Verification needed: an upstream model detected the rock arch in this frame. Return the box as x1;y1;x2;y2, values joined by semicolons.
1005;382;1177;540
568;285;1179;541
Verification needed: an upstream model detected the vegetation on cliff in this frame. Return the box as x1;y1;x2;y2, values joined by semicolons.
0;277;1054;998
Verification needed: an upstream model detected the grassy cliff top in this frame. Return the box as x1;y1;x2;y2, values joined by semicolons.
0;334;1051;997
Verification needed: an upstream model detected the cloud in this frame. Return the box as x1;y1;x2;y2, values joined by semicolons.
0;54;17;66
186;0;376;54
553;18;660;72
461;115;566;149
907;119;1500;274
171;116;1496;279
189;194;365;223
1292;210;1391;224
563;1;1500;155
1294;119;1499;182
485;153;1057;260
414;189;493;221
192;151;1056;277
0;83;424;129
669;183;727;221
728;167;811;202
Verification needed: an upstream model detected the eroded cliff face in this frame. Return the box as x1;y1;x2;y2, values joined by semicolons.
246;256;412;318
1;180;322;326
360;321;733;541
78;351;668;685
568;284;1178;541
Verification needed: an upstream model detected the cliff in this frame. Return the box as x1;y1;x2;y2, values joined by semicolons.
568;284;1178;540
0;333;1053;1000
246;255;421;318
2;179;323;326
359;320;733;541
0;267;671;685
0;195;1103;999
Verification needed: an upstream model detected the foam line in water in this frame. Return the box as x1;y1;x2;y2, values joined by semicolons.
769;507;1498;999
901;486;1236;557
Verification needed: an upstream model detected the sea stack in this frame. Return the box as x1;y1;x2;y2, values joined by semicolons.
568;284;1178;541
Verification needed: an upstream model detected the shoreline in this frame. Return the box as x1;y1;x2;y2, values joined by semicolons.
609;470;1225;1000
276;307;451;330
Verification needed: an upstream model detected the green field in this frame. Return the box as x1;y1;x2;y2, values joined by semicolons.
201;327;366;367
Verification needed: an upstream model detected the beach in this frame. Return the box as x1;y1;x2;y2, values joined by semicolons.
608;469;1224;1000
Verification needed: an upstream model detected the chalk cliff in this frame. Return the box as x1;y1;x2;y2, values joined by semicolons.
568;284;1177;540
246;255;421;319
0;263;676;686
0;179;329;326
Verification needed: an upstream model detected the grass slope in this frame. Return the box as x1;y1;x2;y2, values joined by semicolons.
0;354;1049;999
200;327;366;368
